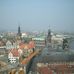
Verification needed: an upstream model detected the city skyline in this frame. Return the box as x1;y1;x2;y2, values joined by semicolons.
0;0;74;32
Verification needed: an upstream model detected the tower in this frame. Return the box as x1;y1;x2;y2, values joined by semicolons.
17;26;21;39
62;38;69;50
47;26;51;43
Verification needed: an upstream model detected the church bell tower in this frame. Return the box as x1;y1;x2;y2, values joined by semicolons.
47;26;51;43
17;25;21;39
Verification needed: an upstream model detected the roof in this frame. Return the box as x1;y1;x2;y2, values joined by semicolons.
38;67;53;74
10;49;19;57
32;38;45;41
28;41;35;49
6;40;12;45
19;43;29;49
19;41;35;49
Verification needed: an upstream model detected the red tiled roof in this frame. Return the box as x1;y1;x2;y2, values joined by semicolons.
28;41;35;49
19;41;35;49
10;49;19;57
19;43;29;49
38;67;53;74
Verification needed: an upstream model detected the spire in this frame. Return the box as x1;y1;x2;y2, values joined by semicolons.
17;25;21;37
48;25;51;37
47;25;51;43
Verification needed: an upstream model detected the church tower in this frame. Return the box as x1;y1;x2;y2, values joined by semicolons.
47;26;51;43
17;26;21;39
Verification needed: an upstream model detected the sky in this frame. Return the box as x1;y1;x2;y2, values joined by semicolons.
0;0;74;32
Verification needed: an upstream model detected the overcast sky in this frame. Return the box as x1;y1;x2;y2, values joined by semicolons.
0;0;74;32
